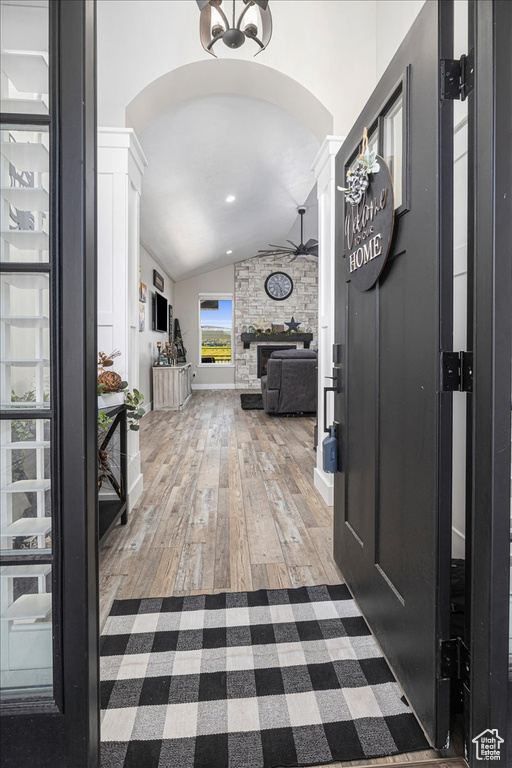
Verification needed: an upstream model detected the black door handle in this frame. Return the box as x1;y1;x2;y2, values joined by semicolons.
323;370;341;432
323;386;336;433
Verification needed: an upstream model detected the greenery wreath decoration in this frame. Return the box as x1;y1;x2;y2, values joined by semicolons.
338;127;380;206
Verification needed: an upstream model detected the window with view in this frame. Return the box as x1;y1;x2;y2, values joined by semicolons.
199;295;233;364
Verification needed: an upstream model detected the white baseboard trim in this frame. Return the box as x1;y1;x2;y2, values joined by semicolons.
142;401;152;416
128;471;143;513
192;383;236;390
314;467;334;507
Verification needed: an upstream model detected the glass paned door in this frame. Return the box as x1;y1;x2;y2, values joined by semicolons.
0;0;53;703
0;0;49;115
1;2;98;764
0;126;50;263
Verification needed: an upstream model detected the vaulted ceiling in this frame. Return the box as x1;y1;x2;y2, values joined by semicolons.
139;93;320;282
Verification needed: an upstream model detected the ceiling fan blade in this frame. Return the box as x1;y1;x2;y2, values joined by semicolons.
267;243;294;250
304;238;318;250
257;250;291;257
288;254;298;263
307;245;318;257
286;240;299;249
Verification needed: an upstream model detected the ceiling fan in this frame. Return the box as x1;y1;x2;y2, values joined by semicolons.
257;207;318;262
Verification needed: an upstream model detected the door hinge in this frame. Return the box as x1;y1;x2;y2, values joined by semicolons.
440;638;470;686
440;52;474;101
441;351;473;392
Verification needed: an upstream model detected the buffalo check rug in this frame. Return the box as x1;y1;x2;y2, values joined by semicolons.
100;584;428;768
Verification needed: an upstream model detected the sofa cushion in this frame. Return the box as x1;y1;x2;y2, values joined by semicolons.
270;349;317;360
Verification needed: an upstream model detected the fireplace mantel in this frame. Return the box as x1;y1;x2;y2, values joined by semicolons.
240;332;313;350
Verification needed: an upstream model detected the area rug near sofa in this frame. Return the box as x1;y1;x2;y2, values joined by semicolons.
240;393;264;410
100;585;428;768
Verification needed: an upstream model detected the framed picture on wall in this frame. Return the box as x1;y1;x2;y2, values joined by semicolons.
139;302;145;332
153;269;164;292
139;281;147;303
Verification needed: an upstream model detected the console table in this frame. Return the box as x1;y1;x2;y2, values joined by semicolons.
153;363;192;410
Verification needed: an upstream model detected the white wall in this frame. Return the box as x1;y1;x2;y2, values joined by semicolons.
375;0;426;77
97;128;146;511
97;0;376;136
313;136;345;507
173;264;235;389
139;245;175;411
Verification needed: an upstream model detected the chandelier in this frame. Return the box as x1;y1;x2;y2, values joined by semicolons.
196;0;272;57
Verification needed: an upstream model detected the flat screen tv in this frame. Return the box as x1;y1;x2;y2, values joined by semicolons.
153;292;168;332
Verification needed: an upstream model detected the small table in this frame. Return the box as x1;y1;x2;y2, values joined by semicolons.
153;363;193;410
97;403;127;547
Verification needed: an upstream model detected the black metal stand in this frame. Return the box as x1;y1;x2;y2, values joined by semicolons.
98;404;128;547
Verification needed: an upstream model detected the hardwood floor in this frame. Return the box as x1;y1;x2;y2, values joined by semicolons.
99;390;339;616
99;390;464;768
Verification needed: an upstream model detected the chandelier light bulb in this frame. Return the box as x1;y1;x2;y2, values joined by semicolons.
196;0;273;58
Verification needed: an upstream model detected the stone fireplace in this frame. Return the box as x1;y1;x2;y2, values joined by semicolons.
257;345;296;378
234;254;318;389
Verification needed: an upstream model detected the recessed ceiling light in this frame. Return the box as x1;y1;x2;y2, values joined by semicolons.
225;195;236;203
226;250;233;254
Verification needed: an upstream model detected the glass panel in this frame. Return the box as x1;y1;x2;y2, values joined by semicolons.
0;272;50;410
0;0;49;115
0;419;51;556
368;127;379;155
347;127;379;176
200;297;233;363
0;563;52;699
383;93;404;209
1;126;50;263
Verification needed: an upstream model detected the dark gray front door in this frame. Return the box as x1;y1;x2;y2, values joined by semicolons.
333;0;454;749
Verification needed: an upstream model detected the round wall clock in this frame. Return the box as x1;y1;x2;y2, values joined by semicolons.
264;272;293;301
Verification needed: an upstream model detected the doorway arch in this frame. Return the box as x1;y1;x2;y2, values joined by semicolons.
126;58;333;141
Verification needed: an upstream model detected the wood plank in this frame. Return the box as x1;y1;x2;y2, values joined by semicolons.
149;547;181;597
266;562;292;589
130;548;163;598
174;541;204;593
251;563;270;591
214;488;230;590
309;526;345;584
288;564;329;588
228;443;252;592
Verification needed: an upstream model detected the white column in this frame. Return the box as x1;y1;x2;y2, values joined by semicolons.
98;128;147;512
312;136;345;507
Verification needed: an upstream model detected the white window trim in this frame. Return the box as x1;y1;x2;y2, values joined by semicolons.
198;293;234;367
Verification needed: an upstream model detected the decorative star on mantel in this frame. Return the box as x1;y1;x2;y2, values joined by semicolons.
285;316;301;332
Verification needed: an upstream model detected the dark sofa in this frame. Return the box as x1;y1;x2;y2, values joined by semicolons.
261;349;318;414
